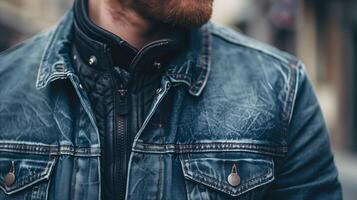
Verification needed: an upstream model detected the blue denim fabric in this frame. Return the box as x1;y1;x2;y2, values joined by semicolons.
0;10;342;200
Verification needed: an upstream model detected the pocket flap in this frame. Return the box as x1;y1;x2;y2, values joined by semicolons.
0;154;57;195
180;155;274;197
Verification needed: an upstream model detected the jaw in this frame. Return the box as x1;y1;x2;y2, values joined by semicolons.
128;0;214;27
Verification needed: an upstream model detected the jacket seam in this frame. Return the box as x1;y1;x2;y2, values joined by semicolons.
133;142;287;157
189;25;211;96
0;143;100;157
287;61;303;127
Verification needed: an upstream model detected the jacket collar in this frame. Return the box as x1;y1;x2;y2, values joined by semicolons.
36;9;211;96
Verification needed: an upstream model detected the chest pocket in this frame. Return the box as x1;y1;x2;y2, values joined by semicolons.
0;152;57;200
180;153;274;200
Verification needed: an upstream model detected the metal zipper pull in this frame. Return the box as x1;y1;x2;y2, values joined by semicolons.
117;87;129;115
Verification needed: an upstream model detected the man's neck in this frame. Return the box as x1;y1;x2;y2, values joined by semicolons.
88;0;164;49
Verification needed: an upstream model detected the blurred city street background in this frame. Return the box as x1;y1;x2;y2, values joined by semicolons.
0;0;356;198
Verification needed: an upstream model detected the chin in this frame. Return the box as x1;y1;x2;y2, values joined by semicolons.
132;0;214;28
167;0;214;27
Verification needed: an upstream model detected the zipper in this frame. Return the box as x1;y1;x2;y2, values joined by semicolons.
110;39;173;200
114;83;129;200
105;42;130;200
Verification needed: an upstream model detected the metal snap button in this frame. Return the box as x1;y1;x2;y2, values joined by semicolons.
79;84;84;90
156;88;163;95
4;161;16;186
227;164;240;187
88;56;97;66
55;64;66;72
153;62;162;69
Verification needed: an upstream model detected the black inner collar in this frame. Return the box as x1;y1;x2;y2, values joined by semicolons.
73;0;186;73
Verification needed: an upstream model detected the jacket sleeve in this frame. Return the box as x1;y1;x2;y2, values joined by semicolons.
266;63;342;199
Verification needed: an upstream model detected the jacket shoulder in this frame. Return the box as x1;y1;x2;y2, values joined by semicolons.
204;22;302;101
206;22;300;67
195;23;304;147
0;29;53;91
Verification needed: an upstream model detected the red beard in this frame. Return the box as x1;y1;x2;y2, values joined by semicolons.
127;0;214;27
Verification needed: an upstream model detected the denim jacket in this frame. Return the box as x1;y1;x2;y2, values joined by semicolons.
0;10;342;200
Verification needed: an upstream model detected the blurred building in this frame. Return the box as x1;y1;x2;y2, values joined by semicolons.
0;0;72;51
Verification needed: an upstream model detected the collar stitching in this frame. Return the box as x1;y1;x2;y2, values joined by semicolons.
188;26;211;96
36;11;74;89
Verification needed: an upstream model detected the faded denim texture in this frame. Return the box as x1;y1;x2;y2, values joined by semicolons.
0;9;342;200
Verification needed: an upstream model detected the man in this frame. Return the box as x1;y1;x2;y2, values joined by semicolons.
0;0;342;199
